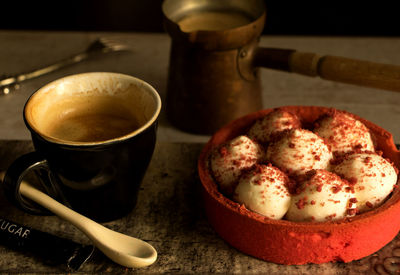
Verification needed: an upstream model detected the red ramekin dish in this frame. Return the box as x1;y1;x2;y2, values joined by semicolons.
198;106;400;265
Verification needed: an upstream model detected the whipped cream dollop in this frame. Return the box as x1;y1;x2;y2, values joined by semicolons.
234;164;291;220
332;152;397;213
266;129;332;176
247;109;301;144
210;135;264;196
314;111;375;155
286;170;353;222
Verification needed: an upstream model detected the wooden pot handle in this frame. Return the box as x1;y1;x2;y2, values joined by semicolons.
253;47;400;92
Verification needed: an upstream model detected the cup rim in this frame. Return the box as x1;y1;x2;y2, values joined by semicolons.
23;72;162;147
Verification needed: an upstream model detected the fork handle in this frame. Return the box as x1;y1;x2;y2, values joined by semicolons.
0;51;102;94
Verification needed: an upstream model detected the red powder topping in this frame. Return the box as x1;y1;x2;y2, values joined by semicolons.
332;186;342;193
347;177;358;185
310;200;316;205
347;208;357;216
286;179;298;195
219;146;228;157
294;185;305;196
364;156;371;164
296;197;308;210
330;156;343;165
306;169;317;178
325;213;337;220
254;179;262;185
354;144;363;150
349;198;358;203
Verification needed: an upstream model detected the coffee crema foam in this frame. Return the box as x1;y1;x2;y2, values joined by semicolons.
35;95;142;143
177;11;252;32
46;113;139;142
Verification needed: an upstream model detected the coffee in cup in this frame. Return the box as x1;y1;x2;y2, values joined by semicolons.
30;91;141;143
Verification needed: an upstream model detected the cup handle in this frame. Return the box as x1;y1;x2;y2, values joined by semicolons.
252;47;400;93
2;151;69;215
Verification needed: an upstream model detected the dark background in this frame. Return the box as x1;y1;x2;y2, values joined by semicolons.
1;1;399;36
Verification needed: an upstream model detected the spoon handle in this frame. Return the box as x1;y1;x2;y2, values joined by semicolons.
19;181;98;233
1;172;158;268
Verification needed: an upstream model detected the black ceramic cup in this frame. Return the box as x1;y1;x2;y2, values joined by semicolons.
2;72;161;222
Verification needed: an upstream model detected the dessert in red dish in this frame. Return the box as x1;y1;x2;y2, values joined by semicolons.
198;106;400;265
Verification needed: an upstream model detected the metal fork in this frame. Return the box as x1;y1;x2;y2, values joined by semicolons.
0;37;130;95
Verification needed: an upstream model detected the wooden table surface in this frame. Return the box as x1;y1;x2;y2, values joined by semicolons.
1;31;400;274
1;140;399;274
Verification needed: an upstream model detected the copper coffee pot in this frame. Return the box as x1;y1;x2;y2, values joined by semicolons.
163;0;400;134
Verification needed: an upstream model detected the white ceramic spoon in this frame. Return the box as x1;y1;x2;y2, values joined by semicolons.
0;172;157;268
